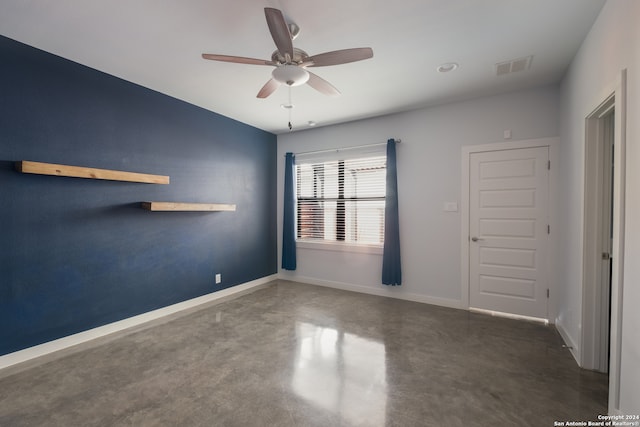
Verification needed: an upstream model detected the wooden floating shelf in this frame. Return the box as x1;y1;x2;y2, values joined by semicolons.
16;160;169;184
141;202;236;212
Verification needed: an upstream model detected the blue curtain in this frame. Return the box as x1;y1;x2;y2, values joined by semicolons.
282;152;297;270
382;139;401;285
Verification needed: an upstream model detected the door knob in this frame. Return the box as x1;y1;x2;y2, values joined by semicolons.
471;236;484;242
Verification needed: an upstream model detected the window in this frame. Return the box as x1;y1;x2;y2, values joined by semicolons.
296;153;386;246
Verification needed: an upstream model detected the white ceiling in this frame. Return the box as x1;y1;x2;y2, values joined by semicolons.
0;0;606;134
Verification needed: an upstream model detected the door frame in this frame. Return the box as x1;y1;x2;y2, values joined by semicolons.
582;70;627;413
460;137;558;322
582;94;614;374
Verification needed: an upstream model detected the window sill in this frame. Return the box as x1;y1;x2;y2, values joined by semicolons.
296;240;383;255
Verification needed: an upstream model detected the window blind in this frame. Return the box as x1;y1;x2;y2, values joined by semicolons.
296;154;386;245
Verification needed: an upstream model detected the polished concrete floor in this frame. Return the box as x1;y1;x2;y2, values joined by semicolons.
0;281;607;426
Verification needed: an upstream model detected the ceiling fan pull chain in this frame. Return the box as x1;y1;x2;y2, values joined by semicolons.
288;87;293;131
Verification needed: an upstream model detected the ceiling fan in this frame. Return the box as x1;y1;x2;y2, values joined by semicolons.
202;7;373;99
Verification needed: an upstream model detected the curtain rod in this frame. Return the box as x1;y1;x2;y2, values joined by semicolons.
287;139;401;157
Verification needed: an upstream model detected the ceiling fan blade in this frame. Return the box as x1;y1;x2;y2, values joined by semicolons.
306;48;374;67
264;8;294;59
202;54;275;66
306;71;340;96
257;78;280;98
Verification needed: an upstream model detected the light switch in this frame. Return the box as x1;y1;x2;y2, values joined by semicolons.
444;202;458;212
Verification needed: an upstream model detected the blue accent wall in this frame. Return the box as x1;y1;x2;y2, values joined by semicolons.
0;36;277;355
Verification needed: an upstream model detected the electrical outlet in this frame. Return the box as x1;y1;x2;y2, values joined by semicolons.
215;273;221;284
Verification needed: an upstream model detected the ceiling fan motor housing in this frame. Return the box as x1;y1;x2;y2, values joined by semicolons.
270;48;309;65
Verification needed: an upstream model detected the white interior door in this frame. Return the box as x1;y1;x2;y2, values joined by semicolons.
469;146;549;319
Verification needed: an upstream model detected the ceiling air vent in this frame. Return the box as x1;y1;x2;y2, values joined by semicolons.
495;55;533;76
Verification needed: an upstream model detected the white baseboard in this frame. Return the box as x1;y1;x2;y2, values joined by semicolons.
282;274;462;310
0;275;278;374
555;319;580;365
469;308;549;325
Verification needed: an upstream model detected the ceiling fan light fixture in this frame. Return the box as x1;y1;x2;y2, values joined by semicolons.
272;65;309;86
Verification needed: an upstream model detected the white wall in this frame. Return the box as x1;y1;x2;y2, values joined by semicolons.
557;0;640;413
277;86;559;308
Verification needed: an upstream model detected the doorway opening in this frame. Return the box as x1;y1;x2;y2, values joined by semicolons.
582;70;627;414
582;96;614;374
